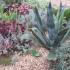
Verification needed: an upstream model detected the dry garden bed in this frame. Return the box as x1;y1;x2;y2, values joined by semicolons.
0;47;49;70
0;0;70;70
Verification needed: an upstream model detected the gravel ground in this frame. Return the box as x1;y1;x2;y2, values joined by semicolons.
0;47;49;70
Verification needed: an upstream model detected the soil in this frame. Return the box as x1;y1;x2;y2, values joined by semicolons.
0;46;49;70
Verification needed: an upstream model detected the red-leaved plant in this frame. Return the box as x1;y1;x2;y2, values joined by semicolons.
7;3;32;15
0;20;26;55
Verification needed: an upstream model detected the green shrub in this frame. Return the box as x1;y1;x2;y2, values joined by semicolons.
53;8;70;21
64;8;70;21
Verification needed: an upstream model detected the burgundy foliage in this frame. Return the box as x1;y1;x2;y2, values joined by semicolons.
7;3;32;15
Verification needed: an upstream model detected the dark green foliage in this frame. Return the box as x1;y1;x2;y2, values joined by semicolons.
33;7;44;32
53;28;68;46
47;2;55;28
58;2;63;19
33;7;50;49
64;8;70;21
53;8;70;21
47;2;58;46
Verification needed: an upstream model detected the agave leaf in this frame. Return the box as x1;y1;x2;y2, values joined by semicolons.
53;14;59;31
33;7;44;33
56;2;65;32
31;27;47;47
33;7;50;46
55;2;62;32
47;2;58;46
56;2;63;20
34;5;56;45
47;2;55;28
60;28;70;43
19;33;32;42
33;7;42;25
58;9;66;31
31;27;51;49
53;28;68;46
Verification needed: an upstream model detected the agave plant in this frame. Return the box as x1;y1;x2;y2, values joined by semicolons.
29;1;70;62
30;2;70;70
31;2;70;49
